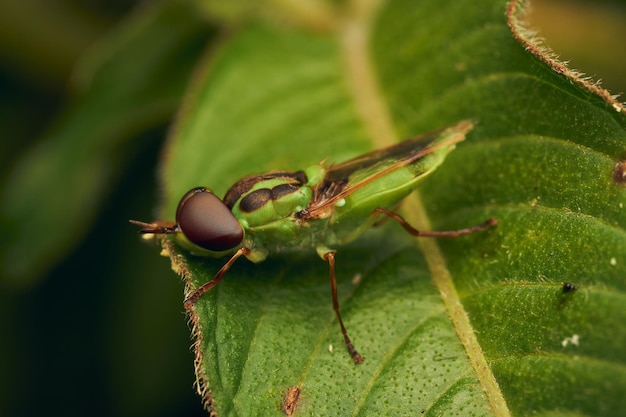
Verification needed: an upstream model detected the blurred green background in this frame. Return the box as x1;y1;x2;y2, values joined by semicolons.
0;0;624;416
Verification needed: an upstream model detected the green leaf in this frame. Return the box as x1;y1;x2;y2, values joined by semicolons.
0;0;214;286
154;0;626;415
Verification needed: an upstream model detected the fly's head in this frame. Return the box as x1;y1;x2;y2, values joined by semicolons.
130;187;245;255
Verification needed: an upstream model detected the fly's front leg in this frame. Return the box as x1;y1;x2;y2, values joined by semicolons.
374;208;497;237
318;248;364;364
184;247;250;309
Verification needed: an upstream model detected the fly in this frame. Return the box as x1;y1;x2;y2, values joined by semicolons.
130;120;496;364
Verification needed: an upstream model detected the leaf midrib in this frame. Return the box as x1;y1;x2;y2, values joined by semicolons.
405;194;512;417
341;0;512;415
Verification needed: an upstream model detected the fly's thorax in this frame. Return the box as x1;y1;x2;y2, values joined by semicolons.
224;166;330;254
231;177;314;228
303;163;325;187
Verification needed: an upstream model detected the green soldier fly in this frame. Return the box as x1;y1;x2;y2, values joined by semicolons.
130;120;496;364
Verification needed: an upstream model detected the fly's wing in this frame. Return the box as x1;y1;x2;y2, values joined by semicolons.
303;120;473;219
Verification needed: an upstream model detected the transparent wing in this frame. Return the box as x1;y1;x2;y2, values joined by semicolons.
303;120;472;219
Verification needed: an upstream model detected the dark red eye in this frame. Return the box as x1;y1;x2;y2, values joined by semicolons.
176;187;244;252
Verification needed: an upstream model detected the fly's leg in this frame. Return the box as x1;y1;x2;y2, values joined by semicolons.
184;247;250;309
374;208;497;237
371;202;401;227
322;250;364;365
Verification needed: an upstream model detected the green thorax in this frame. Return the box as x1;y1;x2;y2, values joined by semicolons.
228;165;328;258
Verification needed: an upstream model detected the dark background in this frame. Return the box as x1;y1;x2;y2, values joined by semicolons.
0;1;204;416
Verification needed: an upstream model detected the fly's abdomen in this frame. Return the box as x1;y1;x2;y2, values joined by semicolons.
328;137;456;243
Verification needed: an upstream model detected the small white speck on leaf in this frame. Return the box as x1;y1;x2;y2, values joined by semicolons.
610;257;617;266
561;334;580;348
328;344;333;353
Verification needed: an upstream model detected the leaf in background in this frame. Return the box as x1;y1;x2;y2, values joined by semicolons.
150;0;626;415
0;0;214;286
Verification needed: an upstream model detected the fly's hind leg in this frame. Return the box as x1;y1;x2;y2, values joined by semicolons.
371;202;401;227
317;247;364;365
373;208;497;237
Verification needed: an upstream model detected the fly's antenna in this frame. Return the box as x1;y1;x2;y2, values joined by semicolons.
129;220;178;235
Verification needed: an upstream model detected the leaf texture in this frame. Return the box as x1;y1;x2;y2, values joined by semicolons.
155;0;626;415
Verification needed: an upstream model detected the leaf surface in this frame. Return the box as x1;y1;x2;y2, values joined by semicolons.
157;0;626;416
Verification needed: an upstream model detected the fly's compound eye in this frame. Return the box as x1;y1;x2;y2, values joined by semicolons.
176;187;244;252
